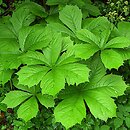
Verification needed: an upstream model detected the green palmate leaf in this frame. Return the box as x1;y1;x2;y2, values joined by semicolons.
17;32;89;96
17;65;49;87
84;90;117;121
17;96;38;122
10;7;35;34
55;72;127;128
76;29;99;45
105;37;130;48
101;49;124;69
41;68;65;95
2;91;32;108
74;44;99;60
0;38;19;54
118;21;130;39
54;95;86;129
19;26;52;51
0;69;14;85
36;93;54;108
59;5;82;33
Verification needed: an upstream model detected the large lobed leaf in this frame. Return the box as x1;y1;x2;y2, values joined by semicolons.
54;55;127;128
17;33;90;96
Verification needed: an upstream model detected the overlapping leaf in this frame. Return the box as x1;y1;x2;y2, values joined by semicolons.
54;55;127;128
17;33;90;96
2;84;55;122
75;26;130;69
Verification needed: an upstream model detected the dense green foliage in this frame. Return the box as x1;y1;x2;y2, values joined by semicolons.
0;0;130;129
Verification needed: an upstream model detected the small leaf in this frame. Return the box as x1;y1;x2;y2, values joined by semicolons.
101;49;124;69
2;91;32;108
125;116;130;128
100;125;110;130
54;96;86;129
0;69;14;85
17;96;38;122
37;93;54;108
114;118;123;129
17;65;49;87
59;5;82;33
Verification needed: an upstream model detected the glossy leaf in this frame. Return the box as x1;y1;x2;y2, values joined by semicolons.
41;68;65;95
37;94;54;108
101;49;124;69
54;96;86;129
17;65;49;87
59;5;82;33
2;91;32;108
105;37;130;48
18;26;52;51
17;96;38;122
74;43;99;60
